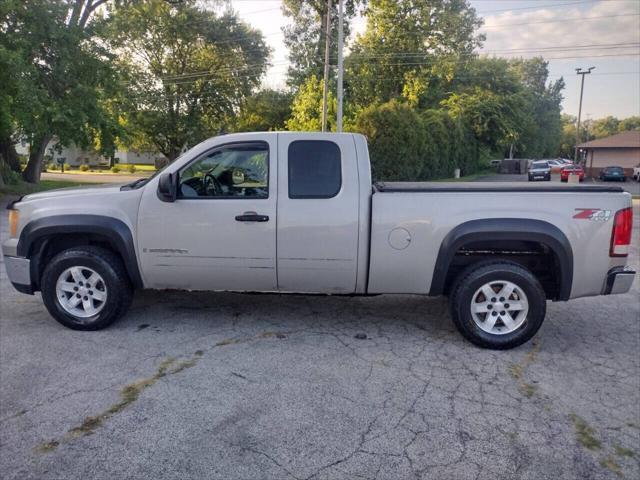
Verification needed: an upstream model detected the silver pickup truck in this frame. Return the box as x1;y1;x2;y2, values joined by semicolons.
3;132;635;349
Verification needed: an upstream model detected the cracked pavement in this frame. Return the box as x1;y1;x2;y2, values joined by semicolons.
1;203;638;480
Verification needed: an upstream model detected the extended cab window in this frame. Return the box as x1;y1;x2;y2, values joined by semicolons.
288;140;341;198
179;143;268;198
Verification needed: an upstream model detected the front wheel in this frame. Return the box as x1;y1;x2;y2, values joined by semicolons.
449;261;547;349
41;246;133;330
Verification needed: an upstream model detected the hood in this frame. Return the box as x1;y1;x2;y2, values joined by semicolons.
21;183;126;202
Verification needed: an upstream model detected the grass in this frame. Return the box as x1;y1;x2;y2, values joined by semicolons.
35;352;203;453
569;413;602;450
0;179;95;196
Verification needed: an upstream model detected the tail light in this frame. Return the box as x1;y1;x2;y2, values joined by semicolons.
610;207;633;257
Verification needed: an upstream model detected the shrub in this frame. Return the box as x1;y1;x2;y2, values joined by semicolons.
79;164;90;172
353;100;427;181
353;100;481;181
48;163;59;171
63;163;70;171
126;164;136;173
111;165;121;173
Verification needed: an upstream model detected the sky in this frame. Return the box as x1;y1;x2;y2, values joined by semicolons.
222;0;640;119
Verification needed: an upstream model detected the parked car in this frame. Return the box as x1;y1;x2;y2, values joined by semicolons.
547;159;566;173
558;158;574;165
632;164;640;182
528;160;551;181
599;166;627;182
560;165;585;182
3;132;635;350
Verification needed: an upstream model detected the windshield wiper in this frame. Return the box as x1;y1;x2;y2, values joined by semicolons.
120;177;149;191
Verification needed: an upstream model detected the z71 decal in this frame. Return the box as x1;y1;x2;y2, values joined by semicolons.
573;208;612;221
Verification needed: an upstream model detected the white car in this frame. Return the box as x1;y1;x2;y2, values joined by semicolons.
633;165;640;182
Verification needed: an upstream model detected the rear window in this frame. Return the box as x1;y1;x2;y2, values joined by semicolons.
532;162;549;168
288;140;342;198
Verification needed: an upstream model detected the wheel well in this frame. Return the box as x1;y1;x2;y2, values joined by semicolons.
443;239;563;300
30;233;129;290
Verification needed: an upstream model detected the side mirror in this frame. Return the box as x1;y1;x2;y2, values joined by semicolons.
157;173;178;202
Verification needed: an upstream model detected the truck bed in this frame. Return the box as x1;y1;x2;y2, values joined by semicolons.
374;181;624;193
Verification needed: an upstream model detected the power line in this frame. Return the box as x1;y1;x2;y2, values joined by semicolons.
478;0;597;14
133;50;639;87
482;12;640;28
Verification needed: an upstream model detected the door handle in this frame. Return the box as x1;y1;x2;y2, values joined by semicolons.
235;211;269;222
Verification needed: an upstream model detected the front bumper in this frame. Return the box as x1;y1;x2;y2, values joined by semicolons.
603;267;636;295
2;240;33;294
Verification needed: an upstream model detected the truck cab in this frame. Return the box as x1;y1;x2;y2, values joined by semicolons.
137;132;372;294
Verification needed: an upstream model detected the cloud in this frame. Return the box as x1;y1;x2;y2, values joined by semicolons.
478;0;640;59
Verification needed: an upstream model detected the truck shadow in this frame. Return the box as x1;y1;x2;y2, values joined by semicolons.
122;289;457;339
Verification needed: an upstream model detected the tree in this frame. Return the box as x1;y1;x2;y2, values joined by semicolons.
234;90;293;132
346;0;484;108
108;0;270;160
282;0;362;88
619;116;640;132
441;87;527;155
286;75;337;131
1;0;122;183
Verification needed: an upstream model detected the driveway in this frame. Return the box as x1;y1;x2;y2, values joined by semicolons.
1;201;639;480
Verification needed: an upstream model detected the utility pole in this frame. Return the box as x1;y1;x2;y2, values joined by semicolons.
574;67;594;164
336;0;344;132
321;0;332;132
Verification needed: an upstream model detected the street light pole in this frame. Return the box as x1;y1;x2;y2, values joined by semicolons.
321;0;332;132
574;67;594;164
336;0;344;132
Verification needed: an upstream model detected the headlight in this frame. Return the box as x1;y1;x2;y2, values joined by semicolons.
8;209;19;238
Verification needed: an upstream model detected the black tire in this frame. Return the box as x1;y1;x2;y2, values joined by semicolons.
41;246;133;330
449;260;546;350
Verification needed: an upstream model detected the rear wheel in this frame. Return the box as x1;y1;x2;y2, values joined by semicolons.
449;261;546;349
41;246;133;330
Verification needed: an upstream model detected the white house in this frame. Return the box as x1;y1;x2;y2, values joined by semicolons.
47;140;166;167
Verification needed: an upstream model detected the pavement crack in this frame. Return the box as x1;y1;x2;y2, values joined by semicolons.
33;351;203;454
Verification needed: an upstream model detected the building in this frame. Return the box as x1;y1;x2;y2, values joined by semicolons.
578;130;640;177
45;140;166;167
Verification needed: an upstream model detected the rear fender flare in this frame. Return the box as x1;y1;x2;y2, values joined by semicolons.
429;218;573;300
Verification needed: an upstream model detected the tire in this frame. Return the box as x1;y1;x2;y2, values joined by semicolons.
449;260;546;350
41;246;133;330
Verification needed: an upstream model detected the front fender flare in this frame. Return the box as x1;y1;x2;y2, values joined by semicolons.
429;218;573;300
17;214;143;289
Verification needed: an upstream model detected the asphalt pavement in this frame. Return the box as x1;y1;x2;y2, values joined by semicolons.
0;198;638;480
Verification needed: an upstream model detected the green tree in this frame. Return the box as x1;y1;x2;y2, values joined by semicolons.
234;90;293;132
346;0;484;108
619;116;640;132
282;0;362;88
441;87;526;155
1;0;122;183
108;0;270;160
286;75;337;131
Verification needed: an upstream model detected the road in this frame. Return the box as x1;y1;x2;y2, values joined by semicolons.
0;200;638;480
